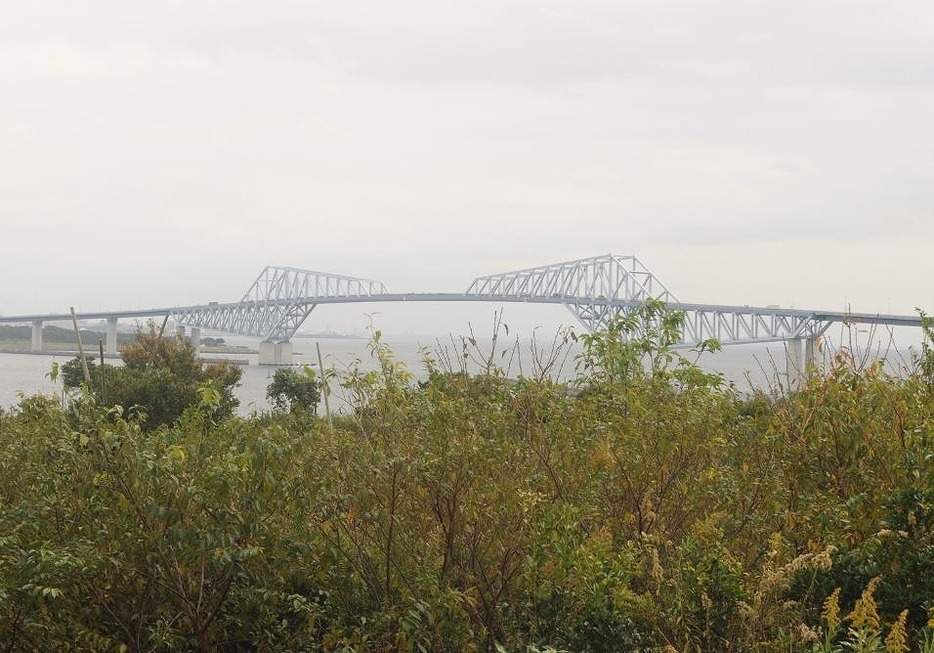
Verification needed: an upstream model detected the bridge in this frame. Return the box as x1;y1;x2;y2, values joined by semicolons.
0;254;925;383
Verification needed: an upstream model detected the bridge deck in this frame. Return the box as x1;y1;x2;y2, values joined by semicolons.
0;293;924;327
0;293;923;343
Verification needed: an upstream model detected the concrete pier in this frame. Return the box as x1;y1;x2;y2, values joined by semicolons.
259;340;293;365
173;325;202;353
785;337;817;390
31;320;43;352
106;317;119;355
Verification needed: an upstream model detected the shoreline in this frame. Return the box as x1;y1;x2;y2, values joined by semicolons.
0;348;122;359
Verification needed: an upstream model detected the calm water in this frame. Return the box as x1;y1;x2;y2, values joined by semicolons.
0;332;922;415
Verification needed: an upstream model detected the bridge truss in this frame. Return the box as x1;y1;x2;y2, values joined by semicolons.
463;254;913;346
3;254;922;351
670;303;838;346
466;254;678;334
174;266;389;342
143;254;920;347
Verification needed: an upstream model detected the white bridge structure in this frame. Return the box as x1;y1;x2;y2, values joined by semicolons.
1;254;925;381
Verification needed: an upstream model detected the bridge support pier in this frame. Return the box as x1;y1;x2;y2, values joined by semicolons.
259;340;293;365
786;337;817;390
31;320;43;352
174;326;202;351
105;317;119;355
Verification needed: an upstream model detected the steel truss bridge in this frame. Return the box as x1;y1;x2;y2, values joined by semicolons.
1;254;924;361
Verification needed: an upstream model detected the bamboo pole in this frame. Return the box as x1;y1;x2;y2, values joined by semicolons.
145;314;172;370
70;307;92;386
99;339;106;404
316;341;332;428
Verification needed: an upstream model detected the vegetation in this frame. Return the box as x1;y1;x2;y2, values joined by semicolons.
0;304;932;651
265;366;321;414
0;324;135;349
59;324;242;429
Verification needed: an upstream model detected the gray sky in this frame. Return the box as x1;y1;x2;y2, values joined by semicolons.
3;1;934;337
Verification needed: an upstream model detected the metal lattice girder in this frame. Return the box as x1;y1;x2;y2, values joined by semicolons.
240;266;388;304
673;304;834;346
466;254;842;345
468;254;677;335
175;266;389;342
556;297;837;345
466;253;676;304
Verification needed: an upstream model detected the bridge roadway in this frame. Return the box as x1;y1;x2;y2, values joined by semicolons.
1;294;925;329
1;293;923;349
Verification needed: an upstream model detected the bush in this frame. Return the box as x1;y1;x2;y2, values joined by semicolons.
265;366;321;414
61;323;242;429
3;305;934;650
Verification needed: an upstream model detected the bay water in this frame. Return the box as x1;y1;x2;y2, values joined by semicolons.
0;330;921;415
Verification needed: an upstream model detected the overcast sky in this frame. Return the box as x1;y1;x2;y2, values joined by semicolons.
3;1;933;337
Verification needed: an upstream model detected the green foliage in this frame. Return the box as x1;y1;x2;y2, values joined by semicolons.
61;323;242;429
2;306;934;650
574;298;724;393
266;366;321;414
0;324;133;347
803;487;934;640
916;310;934;387
0;400;327;650
60;356;96;389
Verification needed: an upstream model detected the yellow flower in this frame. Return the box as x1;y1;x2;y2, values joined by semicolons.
847;577;881;634
884;609;908;653
822;587;842;633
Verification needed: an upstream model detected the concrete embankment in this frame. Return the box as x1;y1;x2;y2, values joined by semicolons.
0;348;122;360
0;348;250;365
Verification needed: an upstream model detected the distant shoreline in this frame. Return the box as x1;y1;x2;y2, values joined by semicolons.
292;332;366;340
0;347;122;359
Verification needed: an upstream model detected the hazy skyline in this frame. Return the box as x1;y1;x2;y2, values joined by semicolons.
3;1;933;337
